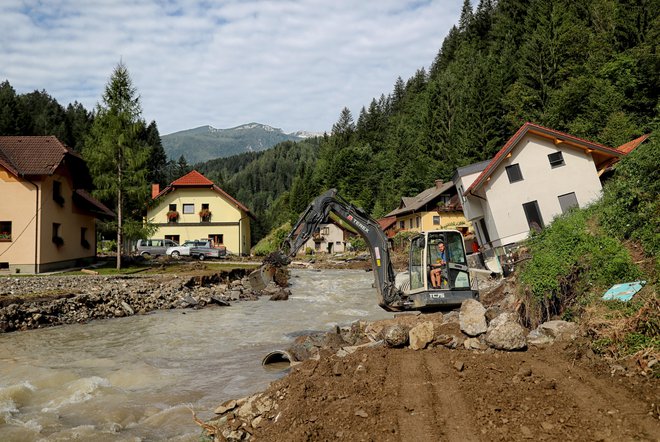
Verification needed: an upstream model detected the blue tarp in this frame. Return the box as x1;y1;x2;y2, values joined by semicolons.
602;281;647;302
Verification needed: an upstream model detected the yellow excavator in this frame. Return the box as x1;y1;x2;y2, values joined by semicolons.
249;189;478;311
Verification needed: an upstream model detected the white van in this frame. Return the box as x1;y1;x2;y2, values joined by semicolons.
136;239;178;257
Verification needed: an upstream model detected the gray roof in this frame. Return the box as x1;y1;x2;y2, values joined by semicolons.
454;160;491;179
386;181;456;217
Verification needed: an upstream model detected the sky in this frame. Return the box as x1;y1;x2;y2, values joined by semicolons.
0;0;463;136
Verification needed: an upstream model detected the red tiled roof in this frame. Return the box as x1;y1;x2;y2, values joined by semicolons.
616;134;649;154
466;122;623;194
170;170;215;186
0;136;81;176
378;216;397;231
153;169;254;218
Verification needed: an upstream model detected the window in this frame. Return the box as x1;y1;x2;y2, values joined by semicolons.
458;185;465;202
439;194;451;205
53;181;64;206
201;203;209;210
0;221;11;241
558;192;579;214
80;227;90;249
433;216;440;226
320;227;330;235
409;219;413;229
208;234;223;245
183;203;194;214
415;217;420;228
399;221;405;229
165;235;180;244
505;164;523;183
522;201;544;232
548;152;565;168
0;262;8;270
169;204;177;211
52;223;63;246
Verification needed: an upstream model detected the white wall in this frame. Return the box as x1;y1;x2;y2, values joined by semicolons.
471;134;603;247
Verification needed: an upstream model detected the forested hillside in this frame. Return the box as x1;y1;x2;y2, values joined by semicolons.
198;0;658;241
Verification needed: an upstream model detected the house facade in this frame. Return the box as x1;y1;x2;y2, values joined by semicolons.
385;180;468;234
0;136;114;274
148;170;253;255
453;122;629;249
299;222;348;254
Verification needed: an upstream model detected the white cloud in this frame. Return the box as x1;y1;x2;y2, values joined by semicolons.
0;0;462;135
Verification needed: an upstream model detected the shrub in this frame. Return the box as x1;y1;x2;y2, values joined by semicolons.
349;236;367;252
519;208;641;327
599;135;659;272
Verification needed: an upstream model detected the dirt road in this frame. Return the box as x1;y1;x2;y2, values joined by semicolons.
247;345;659;441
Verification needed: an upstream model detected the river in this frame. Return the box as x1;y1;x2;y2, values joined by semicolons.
0;269;393;441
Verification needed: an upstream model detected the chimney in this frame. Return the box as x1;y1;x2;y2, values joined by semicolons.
151;183;160;199
434;179;444;189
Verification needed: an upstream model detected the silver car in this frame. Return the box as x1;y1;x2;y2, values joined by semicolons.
137;239;178;257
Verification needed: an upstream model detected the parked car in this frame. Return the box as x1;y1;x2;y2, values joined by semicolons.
137;239;178;257
166;240;227;260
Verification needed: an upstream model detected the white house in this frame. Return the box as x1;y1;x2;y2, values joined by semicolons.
453;122;632;249
299;222;347;254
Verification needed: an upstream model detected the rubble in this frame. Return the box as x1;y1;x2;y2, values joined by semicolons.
0;268;278;333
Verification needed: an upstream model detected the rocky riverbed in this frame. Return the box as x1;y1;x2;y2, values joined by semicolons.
0;268;291;333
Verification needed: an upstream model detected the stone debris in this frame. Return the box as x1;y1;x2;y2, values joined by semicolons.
0;268;281;333
527;320;578;346
459;299;488;336
409;321;434;350
383;324;409;348
486;317;527;351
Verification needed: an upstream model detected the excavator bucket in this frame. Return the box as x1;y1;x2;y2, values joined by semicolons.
247;266;273;291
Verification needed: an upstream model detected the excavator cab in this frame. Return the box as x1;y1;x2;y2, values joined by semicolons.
405;230;477;309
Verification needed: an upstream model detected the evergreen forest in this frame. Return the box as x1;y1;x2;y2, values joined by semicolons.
1;0;658;245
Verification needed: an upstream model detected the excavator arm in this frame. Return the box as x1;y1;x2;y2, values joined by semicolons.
279;189;403;311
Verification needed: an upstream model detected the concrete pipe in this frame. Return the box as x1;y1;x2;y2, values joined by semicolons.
262;350;296;367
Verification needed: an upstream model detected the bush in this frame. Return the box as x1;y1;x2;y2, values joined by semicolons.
349;236;367;252
599;135;659;272
519;208;641;327
391;230;418;253
251;223;291;256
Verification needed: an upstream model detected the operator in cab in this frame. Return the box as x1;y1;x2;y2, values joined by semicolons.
430;241;448;288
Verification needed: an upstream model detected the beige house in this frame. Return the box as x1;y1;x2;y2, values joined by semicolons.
0;136;114;274
147;170;253;255
385;180;468;234
453;122;633;249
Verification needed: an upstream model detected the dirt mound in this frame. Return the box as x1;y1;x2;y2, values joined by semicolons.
212;343;658;441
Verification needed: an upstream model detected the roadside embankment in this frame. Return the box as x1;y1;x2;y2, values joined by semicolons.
0;268;290;333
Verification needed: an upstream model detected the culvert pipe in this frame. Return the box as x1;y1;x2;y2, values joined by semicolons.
262;350;296;367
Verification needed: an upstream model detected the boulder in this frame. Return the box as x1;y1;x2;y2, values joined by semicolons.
409;321;434;350
486;321;527;351
459;299;487;337
539;320;578;339
269;288;290;301
383;325;408;348
464;337;487;350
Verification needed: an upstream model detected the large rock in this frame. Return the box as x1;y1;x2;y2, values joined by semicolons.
539;320;578;339
383;325;408;348
486;320;527;351
409;321;434;350
527;320;578;345
459;299;488;337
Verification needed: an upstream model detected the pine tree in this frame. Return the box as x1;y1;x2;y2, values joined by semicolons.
83;62;150;269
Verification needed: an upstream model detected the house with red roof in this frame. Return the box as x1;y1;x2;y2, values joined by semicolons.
452;123;643;249
0;136;114;273
147;170;254;255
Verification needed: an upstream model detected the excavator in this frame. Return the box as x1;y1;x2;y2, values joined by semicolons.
249;189;479;311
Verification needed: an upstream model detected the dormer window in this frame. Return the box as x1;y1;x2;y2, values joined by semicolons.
548;152;565;168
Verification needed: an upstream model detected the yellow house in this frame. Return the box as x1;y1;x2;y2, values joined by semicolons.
0;136;115;274
147;170;253;255
385;180;469;233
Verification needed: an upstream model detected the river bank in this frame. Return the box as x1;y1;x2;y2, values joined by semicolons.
201;279;660;441
0;266;291;333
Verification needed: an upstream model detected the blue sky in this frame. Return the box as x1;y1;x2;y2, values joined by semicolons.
0;0;462;135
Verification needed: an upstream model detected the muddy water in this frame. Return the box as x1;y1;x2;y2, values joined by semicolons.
0;269;392;441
